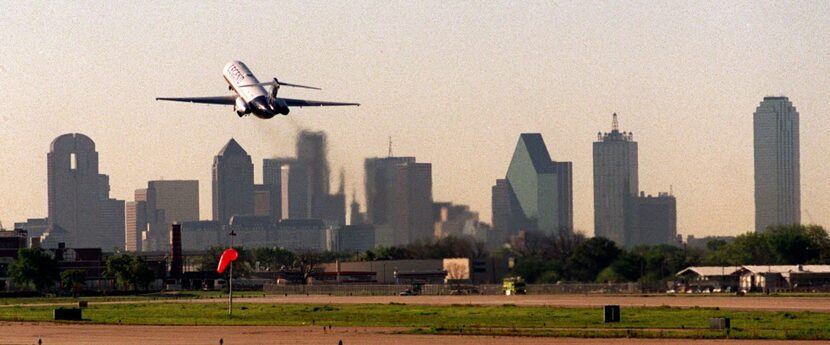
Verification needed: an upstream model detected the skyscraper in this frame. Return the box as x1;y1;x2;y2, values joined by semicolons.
125;200;146;252
253;184;272;217
349;192;364;226
364;156;416;225
291;131;330;218
147;180;199;224
754;96;801;232
212;138;254;225
263;157;294;222
395;162;433;245
593;113;638;246
490;179;513;243
364;156;416;246
502;133;573;235
137;180;200;251
47;133;124;250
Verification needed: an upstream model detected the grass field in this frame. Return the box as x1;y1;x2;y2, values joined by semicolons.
0;302;828;340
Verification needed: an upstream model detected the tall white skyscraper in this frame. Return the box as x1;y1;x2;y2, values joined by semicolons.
754;96;801;232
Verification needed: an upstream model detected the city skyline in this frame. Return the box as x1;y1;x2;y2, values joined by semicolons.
1;2;829;236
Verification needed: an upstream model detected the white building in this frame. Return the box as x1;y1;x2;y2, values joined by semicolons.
754;96;800;232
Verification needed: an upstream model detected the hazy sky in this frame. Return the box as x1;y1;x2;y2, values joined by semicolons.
0;1;828;237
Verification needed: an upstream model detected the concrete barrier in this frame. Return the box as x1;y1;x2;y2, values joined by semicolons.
709;317;730;330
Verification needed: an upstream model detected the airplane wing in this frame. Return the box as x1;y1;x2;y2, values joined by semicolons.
279;97;360;107
155;96;236;105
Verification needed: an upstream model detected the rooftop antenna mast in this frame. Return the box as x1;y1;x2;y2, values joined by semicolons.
612;113;619;131
388;136;393;157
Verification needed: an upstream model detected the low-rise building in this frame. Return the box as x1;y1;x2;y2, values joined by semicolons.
676;265;830;292
738;265;830;292
675;266;742;292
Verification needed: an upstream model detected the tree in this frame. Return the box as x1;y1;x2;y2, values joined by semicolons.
105;253;155;291
250;247;296;271
633;244;701;282
9;248;59;292
60;269;87;297
704;225;830;265
564;237;620;282
765;224;823;264
294;250;322;285
602;252;643;283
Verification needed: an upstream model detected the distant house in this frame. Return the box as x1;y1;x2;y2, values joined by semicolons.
675;266;742;291
737;265;830;292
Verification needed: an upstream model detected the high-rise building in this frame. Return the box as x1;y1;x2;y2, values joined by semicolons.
253;184;272;217
99;198;125;251
630;192;677;246
593;113;638;246
147;180;199;224
754;96;801;232
212;139;254;225
491;179;513;244
297;131;330;198
349;193;364;226
47;133;124;250
364;156;416;246
364;156;416;225
263;158;294;222
395;162;433;245
288;131;330;219
125;201;146;252
502;133;573;235
137;180;200;251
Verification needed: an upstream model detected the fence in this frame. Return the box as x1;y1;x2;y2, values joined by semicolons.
262;282;642;295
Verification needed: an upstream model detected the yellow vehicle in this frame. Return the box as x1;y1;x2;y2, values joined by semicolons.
503;277;527;295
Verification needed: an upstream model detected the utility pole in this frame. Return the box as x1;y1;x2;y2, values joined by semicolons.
228;229;236;317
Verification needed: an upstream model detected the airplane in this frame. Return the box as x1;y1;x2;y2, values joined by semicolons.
156;61;359;119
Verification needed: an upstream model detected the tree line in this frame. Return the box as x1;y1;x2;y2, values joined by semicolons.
8;250;155;293
508;224;830;284
6;224;828;293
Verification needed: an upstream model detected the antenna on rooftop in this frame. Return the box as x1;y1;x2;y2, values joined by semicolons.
612;113;619;131
388;136;393;157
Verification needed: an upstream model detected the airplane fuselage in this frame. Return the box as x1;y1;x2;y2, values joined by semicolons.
223;61;287;119
155;61;359;118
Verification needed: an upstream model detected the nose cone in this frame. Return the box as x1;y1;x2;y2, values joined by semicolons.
250;96;275;117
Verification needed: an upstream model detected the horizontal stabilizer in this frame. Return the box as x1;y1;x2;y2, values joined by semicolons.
239;78;321;90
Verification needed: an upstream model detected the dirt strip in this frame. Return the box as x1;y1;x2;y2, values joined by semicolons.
0;322;824;345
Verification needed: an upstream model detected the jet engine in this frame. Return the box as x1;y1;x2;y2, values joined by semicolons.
234;97;250;117
272;98;290;115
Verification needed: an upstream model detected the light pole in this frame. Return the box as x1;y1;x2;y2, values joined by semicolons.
228;229;236;317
